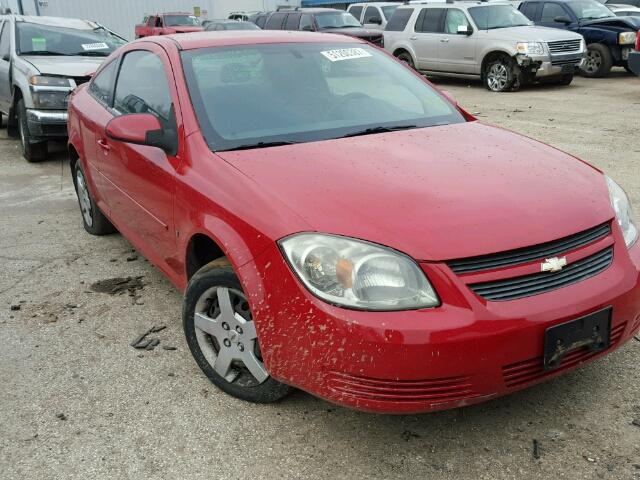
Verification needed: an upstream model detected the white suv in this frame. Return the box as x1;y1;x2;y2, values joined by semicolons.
347;2;399;31
384;2;586;92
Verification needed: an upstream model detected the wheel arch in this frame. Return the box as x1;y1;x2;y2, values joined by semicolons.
480;50;514;79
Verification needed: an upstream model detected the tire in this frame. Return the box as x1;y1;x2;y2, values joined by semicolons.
395;51;415;70
72;161;117;235
581;44;613;78
484;56;520;92
559;74;574;86
183;260;293;404
623;62;633;74
17;99;47;162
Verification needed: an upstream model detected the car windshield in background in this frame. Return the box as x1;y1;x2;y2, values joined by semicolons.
315;12;362;29
181;43;465;151
468;5;533;29
16;22;125;56
567;0;615;19
382;6;399;19
224;22;260;30
164;15;200;26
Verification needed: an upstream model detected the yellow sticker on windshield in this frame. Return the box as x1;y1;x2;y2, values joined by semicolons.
320;48;372;62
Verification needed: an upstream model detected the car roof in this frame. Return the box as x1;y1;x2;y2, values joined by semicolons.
1;14;100;29
349;2;400;6
156;30;364;50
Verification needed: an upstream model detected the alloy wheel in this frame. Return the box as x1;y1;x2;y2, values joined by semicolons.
487;63;509;92
193;286;268;386
75;169;94;227
583;50;602;74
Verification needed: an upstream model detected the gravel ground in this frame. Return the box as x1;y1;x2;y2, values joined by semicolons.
1;71;639;480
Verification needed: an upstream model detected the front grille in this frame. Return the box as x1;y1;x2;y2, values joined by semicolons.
547;39;582;53
502;322;626;388
446;223;610;274
327;372;477;403
551;58;582;67
469;246;613;301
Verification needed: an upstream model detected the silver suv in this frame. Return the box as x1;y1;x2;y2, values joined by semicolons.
0;15;125;161
384;1;586;92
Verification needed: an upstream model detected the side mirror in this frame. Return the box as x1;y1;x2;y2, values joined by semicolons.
106;113;178;155
457;25;472;35
553;16;572;24
301;24;313;31
369;16;383;25
1;53;9;62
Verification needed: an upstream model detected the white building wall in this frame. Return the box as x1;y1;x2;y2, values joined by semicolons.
3;0;301;39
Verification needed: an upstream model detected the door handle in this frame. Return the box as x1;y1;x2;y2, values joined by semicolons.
409;36;417;40
97;138;110;151
440;38;450;43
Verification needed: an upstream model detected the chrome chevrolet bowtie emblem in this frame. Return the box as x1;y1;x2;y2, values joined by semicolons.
541;257;567;273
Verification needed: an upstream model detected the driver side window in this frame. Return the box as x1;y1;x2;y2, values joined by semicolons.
114;50;172;121
541;3;567;22
444;9;470;34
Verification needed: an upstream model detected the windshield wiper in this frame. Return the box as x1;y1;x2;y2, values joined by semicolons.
74;51;110;56
223;141;298;151
19;50;71;56
340;125;418;138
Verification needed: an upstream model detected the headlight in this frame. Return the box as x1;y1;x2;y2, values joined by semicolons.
28;75;73;87
580;38;586;52
31;91;69;109
619;31;636;45
279;233;439;311
516;42;545;56
606;176;638;248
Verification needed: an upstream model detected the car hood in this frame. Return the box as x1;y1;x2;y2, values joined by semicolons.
319;27;381;37
218;122;612;261
479;25;583;41
582;16;640;30
168;26;204;33
20;55;105;76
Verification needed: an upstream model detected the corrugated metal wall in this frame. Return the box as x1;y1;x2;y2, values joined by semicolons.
10;0;301;39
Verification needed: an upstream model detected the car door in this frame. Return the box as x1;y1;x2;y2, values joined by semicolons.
100;47;180;263
0;20;12;114
539;2;573;28
412;8;445;70
437;8;476;74
362;6;384;31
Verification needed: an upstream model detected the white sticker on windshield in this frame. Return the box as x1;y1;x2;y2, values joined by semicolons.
320;48;372;62
81;42;109;51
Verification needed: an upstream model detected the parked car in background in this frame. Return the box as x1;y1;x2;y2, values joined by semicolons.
134;13;203;38
0;14;125;161
251;8;383;46
229;12;259;21
518;0;640;76
384;3;586;91
205;20;261;31
607;4;640;16
67;30;640;414
347;2;400;31
600;0;640;7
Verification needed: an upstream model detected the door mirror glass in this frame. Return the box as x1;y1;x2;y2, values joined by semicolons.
106;113;177;154
553;15;572;24
301;24;313;31
457;24;471;35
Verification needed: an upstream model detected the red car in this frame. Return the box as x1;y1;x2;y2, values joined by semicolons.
67;31;640;414
134;13;203;38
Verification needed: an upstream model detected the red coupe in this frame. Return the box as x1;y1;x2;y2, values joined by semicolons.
67;31;640;414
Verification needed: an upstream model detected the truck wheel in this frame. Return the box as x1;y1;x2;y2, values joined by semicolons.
17;99;47;162
559;74;574;86
484;56;520;92
395;51;415;70
581;44;613;78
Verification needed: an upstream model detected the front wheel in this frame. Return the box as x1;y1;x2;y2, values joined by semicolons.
73;162;117;235
183;260;293;403
559;74;574;86
484;56;520;92
395;51;415;70
17;99;47;162
581;44;613;78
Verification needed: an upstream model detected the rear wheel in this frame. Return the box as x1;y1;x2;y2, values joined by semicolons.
484;56;520;92
17;99;47;162
395;51;415;70
581;44;613;78
183;260;293;403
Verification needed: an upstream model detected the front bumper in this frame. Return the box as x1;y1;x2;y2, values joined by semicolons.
241;233;640;414
629;51;640;76
26;109;68;139
518;52;586;78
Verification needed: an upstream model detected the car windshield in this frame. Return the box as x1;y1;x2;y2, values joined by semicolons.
164;15;201;26
382;6;399;19
16;22;125;56
315;12;362;29
181;42;465;151
468;5;533;29
224;22;260;30
567;0;615;19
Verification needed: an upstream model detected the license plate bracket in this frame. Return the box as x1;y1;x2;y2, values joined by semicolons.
543;307;612;371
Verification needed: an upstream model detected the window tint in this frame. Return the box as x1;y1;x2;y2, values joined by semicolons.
299;14;313;30
89;59;118;106
363;6;380;23
444;9;469;33
416;8;444;33
520;2;539;19
349;6;363;21
265;13;287;30
285;13;301;30
114;51;172;121
541;3;567;21
386;7;414;31
256;15;268;29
